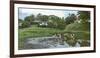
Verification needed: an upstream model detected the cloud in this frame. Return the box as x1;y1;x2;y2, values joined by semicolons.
19;8;78;20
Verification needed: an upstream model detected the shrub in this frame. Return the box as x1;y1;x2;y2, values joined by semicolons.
21;21;30;28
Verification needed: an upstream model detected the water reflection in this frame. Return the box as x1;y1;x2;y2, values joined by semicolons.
22;36;89;50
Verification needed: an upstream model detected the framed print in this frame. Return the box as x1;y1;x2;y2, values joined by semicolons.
10;1;96;58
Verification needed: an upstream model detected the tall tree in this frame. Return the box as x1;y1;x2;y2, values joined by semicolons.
40;15;48;22
36;13;42;20
78;11;90;23
65;14;77;24
24;14;35;24
48;15;66;29
18;19;23;23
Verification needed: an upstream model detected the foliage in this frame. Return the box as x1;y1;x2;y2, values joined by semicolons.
24;14;35;24
36;13;48;22
48;15;66;29
40;15;49;22
36;13;42;20
56;19;66;29
65;22;90;31
18;19;23;28
65;14;77;24
21;21;30;28
18;11;91;49
78;11;90;23
18;19;23;22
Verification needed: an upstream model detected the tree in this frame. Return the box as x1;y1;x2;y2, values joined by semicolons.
19;19;23;22
56;19;66;29
18;19;23;28
36;13;42;20
24;14;35;24
78;11;90;23
65;14;77;24
48;15;66;29
40;15;48;22
48;15;60;28
21;21;30;28
36;13;49;22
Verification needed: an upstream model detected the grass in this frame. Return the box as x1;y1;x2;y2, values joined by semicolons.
18;25;63;49
19;25;63;39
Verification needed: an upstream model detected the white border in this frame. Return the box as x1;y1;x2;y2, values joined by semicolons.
14;4;94;55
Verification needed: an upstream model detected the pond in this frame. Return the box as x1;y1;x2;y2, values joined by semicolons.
23;36;82;49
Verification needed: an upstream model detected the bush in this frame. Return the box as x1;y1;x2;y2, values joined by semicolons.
48;22;57;28
21;21;30;28
47;19;66;30
57;20;66;30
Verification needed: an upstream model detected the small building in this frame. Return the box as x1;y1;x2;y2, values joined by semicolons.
38;21;48;27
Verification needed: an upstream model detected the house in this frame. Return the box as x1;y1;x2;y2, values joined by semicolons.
38;21;48;27
33;19;48;27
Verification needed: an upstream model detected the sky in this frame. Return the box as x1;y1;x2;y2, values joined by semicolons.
18;8;78;20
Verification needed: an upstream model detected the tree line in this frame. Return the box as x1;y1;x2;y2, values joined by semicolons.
19;11;90;29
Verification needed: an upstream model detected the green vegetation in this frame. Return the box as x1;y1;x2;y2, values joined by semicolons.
65;14;77;25
63;22;90;47
18;11;90;49
18;25;64;49
64;22;90;31
78;11;90;23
